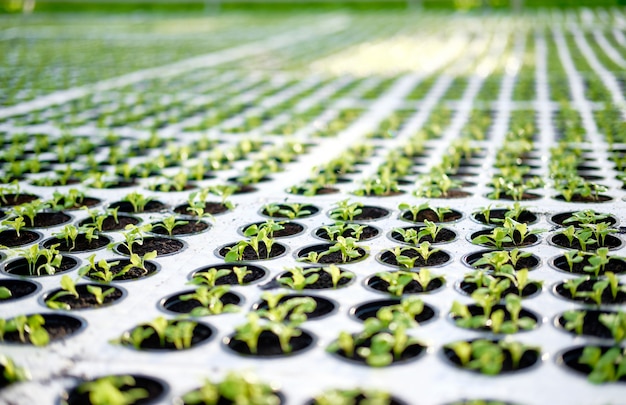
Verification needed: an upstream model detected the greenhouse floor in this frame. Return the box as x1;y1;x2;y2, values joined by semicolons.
1;7;626;405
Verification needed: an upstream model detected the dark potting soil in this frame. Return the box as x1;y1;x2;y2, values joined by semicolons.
334;334;425;365
401;208;462;223
352;206;389;221
352;299;436;324
253;294;336;320
443;342;539;373
555;280;626;305
78;214;140;231
85;259;158;281
243;221;304;238
379;249;451;268
0;229;40;247
45;284;123;309
55;197;101;210
550;234;622;251
117;237;184;256
464;250;540;271
437;189;472;199
128;322;213;350
43;234;112;252
226;329;314;356
552;254;626;275
290;186;339;196
315;224;379;241
489;192;542;201
109;200;167;213
174;202;231;216
25;211;72;228
276;267;354;290
554;194;612;203
297;244;367;264
162;290;242;314
151;220;209;236
219;243;286;261
64;375;166;405
556;310;614;339
472;209;538;226
3;314;83;344
390;227;456;244
367;274;444;294
0;279;39;302
0;194;39;207
193;264;267;285
4;256;77;277
550;211;617;227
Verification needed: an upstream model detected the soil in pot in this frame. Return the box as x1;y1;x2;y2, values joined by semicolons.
0;229;41;247
0;279;39;302
109;200;167;213
296;244;367;264
367;272;444;295
553;194;612;203
151;219;210;236
117;237;185;256
219;242;286;261
472;209;538;226
252;294;337;320
554;279;626;305
43;234;112;252
3;255;78;277
191;264;267;285
378;248;451;268
551;254;626;275
25;211;72;228
351;299;436;324
306;390;406;405
549;234;622;251
337;205;389;221
55;196;101;210
550;211;617;227
63;374;167;405
161;289;242;315
400;208;462;223
44;284;124;310
314;223;379;241
174;201;231;216
0;194;40;207
84;258;158;282
390;226;456;244
225;329;314;357
272;266;355;290
555;309;615;339
78;214;140;231
2;313;83;344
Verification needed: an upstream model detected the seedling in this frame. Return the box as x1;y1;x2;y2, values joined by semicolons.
1;216;25;237
329;199;363;221
71;375;149;405
445;339;538;375
179;285;239;317
278;267;319;290
224;228;276;262
255;292;316;324
8;244;63;276
181;372;280;405
451;294;536;334
319;222;365;241
113;316;198;350
375;269;443;296
11;199;48;227
121;192;153;213
232;312;304;354
244;219;284;238
579;346;626;383
153;216;189;236
563;210;610;226
0;314;49;346
312;389;392;405
0;355;29;385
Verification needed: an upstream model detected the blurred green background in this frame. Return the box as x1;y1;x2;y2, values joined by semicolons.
2;0;625;14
